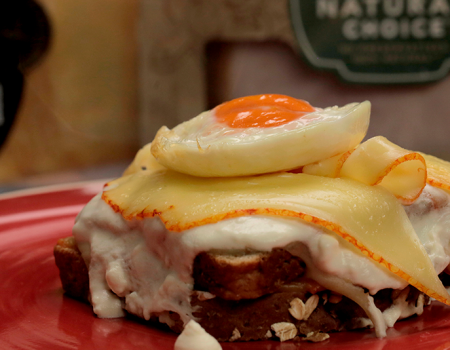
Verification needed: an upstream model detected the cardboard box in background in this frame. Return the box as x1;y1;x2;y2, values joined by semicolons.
0;0;139;183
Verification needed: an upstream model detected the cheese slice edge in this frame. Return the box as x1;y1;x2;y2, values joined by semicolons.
102;170;450;305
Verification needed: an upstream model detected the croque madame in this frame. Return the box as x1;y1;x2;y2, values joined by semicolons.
54;94;450;343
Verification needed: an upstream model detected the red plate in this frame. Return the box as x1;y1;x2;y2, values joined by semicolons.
1;181;450;350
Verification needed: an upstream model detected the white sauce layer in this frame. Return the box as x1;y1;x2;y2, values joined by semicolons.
72;184;450;337
174;320;222;350
404;185;450;275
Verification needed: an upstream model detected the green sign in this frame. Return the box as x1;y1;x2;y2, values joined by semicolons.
289;0;450;83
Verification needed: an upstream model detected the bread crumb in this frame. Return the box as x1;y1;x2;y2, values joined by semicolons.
304;295;319;319
289;295;319;321
195;291;216;301
303;332;330;342
288;298;305;320
329;292;343;304
229;328;241;342
271;322;298;342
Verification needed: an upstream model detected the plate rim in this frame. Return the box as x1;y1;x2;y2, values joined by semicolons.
0;179;108;200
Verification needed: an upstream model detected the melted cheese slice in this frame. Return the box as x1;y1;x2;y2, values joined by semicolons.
340;137;426;204
302;151;352;178
420;152;450;193
123;143;166;176
103;170;450;305
302;137;427;204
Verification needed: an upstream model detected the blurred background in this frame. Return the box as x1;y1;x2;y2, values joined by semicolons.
1;0;450;192
0;0;139;191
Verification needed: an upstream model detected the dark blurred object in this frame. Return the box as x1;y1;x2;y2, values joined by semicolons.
0;0;51;149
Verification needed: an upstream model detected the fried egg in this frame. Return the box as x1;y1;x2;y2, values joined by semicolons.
151;94;370;177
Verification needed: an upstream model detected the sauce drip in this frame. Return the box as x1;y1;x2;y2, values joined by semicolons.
214;94;315;128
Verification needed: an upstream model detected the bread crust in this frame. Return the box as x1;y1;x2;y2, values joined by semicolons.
54;237;89;302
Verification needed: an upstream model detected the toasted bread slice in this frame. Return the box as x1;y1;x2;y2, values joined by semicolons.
193;249;306;300
54;236;430;341
54;237;307;301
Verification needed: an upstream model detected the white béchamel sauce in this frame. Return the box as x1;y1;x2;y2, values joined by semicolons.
174;320;222;350
72;184;450;338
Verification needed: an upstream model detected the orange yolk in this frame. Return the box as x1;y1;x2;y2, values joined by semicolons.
214;94;315;128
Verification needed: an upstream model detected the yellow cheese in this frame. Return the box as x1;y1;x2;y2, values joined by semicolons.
301;137;427;204
340;137;427;204
123;143;166;176
103;170;450;305
420;152;450;193
302;151;352;178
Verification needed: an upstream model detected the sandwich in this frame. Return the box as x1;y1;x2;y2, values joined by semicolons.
54;94;450;343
